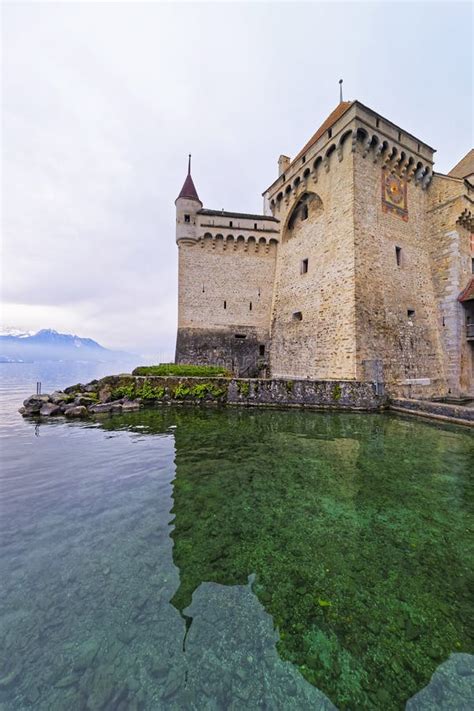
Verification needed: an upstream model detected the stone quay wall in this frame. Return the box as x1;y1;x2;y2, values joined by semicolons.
20;375;387;418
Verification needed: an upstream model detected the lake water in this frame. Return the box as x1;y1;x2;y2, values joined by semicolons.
0;362;473;710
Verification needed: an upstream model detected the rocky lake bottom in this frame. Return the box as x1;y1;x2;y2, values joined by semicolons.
0;363;473;710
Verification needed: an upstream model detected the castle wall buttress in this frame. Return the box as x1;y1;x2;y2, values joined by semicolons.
268;142;357;380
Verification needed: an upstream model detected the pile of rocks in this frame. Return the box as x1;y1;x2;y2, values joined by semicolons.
19;389;142;419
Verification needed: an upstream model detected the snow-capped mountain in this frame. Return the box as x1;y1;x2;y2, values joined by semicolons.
0;327;35;338
0;329;134;363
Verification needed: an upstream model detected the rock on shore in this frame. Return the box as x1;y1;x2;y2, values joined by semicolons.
18;375;143;419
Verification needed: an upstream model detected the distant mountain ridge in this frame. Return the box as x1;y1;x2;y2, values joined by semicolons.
0;328;134;363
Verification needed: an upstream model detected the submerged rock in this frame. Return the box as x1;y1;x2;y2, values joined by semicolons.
72;639;100;671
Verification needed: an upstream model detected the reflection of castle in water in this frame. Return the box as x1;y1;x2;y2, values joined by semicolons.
94;407;473;709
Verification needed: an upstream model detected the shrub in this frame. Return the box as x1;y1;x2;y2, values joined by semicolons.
112;384;136;400
132;364;231;378
173;383;191;399
332;383;342;401
237;381;250;397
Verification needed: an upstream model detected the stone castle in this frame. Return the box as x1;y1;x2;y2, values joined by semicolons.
174;100;474;398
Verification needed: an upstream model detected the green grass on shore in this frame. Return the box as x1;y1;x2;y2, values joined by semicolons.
132;363;231;378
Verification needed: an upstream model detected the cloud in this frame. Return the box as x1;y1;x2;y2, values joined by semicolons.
2;2;472;355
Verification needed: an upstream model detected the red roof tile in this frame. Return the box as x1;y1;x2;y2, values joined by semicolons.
291;101;354;165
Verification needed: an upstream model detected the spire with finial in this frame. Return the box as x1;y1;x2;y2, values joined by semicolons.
176;153;201;203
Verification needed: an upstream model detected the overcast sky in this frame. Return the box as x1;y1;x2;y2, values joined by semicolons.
2;1;472;358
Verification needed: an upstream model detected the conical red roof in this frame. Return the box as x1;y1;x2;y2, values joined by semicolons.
176;155;201;202
177;173;200;201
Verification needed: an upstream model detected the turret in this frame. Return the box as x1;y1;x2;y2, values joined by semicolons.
175;155;202;245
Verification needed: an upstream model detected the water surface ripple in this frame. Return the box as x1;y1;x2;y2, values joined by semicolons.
0;363;473;710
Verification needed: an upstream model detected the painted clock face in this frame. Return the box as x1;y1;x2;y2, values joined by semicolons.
385;175;403;204
382;169;408;220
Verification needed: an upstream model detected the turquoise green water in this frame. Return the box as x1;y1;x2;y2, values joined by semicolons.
1;374;473;709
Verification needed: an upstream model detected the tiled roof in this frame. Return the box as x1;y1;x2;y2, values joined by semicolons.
177;173;201;202
291;101;354;165
458;277;474;302
198;209;279;222
449;149;474;179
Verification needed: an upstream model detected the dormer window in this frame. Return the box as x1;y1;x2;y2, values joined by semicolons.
184;214;190;223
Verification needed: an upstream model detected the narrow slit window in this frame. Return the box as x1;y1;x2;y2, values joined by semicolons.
328;128;332;138
259;345;265;356
254;223;257;229
249;302;252;311
395;246;402;266
301;258;309;274
184;214;190;223
224;300;227;309
235;333;246;339
229;221;233;227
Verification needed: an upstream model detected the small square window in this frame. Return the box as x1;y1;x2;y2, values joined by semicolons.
184;214;190;223
407;309;415;319
292;311;303;321
301;258;309;274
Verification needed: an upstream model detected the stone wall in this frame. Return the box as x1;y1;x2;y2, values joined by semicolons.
427;175;474;396
121;376;383;411
176;237;277;373
268;138;357;380
353;148;447;398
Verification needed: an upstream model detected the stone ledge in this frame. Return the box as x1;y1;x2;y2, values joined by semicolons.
390;398;474;427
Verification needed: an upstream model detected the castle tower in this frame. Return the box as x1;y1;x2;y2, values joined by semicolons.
175;155;202;245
